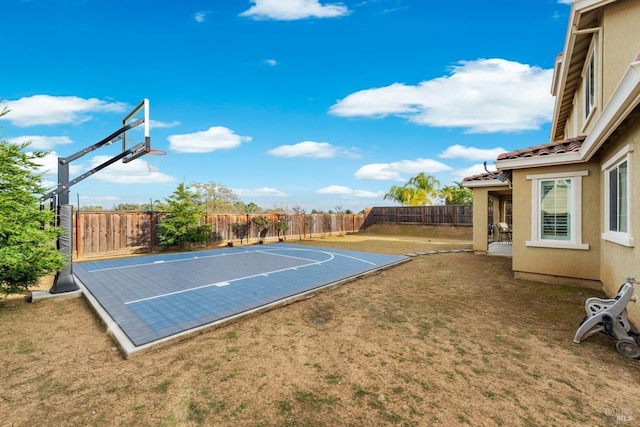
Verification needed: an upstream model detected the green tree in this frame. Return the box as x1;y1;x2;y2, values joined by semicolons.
383;184;410;205
275;216;288;241
142;199;169;212
439;181;473;205
384;173;440;206
80;205;103;211
264;205;287;214
157;183;211;249
242;202;262;213
407;172;440;206
251;215;270;243
191;181;240;213
113;203;142;211
0;117;65;296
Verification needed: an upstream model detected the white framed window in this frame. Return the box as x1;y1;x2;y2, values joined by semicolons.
602;145;634;247
585;50;596;120
526;171;589;250
540;179;571;241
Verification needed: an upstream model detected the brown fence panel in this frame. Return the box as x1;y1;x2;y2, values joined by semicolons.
72;207;475;259
73;211;366;259
74;211;151;258
363;205;473;227
72;208;477;259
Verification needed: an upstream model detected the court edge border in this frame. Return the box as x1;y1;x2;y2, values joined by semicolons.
79;256;412;359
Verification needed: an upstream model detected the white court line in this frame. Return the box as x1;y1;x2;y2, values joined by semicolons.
107;246;379;305
124;257;327;305
87;247;331;273
279;248;376;266
257;247;375;266
255;249;333;263
87;252;231;272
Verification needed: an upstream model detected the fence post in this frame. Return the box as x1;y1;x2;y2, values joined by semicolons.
150;211;155;253
75;210;82;259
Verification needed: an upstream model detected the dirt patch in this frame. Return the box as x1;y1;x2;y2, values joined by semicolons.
359;223;473;241
1;231;639;426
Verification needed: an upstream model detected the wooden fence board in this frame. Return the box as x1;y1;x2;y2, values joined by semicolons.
362;205;473;227
72;212;367;259
71;206;475;260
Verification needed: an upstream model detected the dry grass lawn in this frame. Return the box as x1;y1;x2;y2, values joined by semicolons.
1;225;639;426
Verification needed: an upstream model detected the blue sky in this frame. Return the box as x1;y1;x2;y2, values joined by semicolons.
1;0;573;212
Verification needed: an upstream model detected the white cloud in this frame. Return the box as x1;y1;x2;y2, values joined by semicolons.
41;179;57;191
451;163;494;181
7;135;72;149
233;187;288;197
439;144;507;161
168;126;252;153
240;0;350;20
316;185;383;199
268;141;360;158
329;58;554;133
33;151;63;176
557;0;573;4
32;151;82;178
354;158;452;181
0;95;127;127
194;11;209;22
149;119;181;129
264;59;278;66
267;140;359;158
85;155;175;184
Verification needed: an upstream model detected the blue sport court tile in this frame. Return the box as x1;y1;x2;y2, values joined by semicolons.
74;243;409;349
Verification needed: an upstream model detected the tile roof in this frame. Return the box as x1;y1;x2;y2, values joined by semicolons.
497;135;586;161
462;172;500;182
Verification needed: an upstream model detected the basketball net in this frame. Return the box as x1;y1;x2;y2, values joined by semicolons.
145;149;166;172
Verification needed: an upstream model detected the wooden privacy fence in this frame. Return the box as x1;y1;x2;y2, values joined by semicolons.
363;205;473;227
70;206;475;259
71;211;366;259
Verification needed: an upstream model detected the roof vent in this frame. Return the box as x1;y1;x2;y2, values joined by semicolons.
483;161;510;183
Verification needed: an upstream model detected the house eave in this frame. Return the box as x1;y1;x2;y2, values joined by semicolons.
579;61;640;160
495;152;584;170
462;179;509;189
550;0;618;141
574;0;618;14
500;61;640;170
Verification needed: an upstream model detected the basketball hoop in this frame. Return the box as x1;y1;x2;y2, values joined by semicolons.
145;149;167;172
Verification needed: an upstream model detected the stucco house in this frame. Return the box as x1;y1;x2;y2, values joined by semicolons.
463;0;640;325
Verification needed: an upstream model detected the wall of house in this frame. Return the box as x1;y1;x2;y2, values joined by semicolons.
562;2;640;142
602;1;640;105
471;187;491;254
510;162;601;284
595;1;640;325
598;118;640;324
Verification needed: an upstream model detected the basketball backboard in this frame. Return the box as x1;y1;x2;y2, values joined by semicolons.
122;98;150;163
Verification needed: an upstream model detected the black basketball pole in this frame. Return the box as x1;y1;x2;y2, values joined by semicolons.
43;99;149;294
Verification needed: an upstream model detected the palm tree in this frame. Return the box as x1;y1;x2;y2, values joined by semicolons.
383;185;410;205
407;172;440;206
384;173;440;206
439;181;473;205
